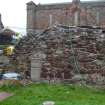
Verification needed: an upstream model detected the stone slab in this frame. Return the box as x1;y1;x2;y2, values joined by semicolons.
31;62;42;68
0;92;13;101
31;68;41;81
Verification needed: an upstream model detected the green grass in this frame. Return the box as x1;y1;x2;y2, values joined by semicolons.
0;83;105;105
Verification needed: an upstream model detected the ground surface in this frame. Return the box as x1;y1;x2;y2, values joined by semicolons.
0;92;13;101
0;84;105;105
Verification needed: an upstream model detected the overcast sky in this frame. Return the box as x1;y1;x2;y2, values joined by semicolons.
0;0;99;33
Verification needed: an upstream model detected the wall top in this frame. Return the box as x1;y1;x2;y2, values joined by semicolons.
27;1;36;5
26;1;105;10
72;0;80;4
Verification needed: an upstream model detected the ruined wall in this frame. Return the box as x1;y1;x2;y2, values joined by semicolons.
0;14;4;30
27;1;105;33
13;25;105;84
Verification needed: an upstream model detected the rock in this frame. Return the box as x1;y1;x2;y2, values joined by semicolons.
43;101;55;105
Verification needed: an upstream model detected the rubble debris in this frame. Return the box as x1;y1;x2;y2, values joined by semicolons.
10;24;105;85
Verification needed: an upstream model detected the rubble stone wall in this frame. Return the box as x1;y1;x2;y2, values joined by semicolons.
12;25;105;85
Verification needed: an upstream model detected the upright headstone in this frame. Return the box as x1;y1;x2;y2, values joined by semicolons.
31;52;46;81
31;57;42;82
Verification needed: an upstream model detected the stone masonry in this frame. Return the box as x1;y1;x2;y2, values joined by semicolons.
12;25;105;85
0;14;4;30
27;0;105;33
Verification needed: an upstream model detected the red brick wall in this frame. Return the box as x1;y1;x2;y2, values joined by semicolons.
27;1;105;31
35;9;71;29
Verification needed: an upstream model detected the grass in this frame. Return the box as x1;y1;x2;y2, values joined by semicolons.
0;83;105;105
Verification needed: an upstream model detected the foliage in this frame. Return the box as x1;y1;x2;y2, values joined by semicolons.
12;32;22;45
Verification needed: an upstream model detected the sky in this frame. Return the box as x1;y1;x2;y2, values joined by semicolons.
0;0;99;33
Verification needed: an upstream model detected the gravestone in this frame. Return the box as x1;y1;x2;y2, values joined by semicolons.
31;57;42;81
31;52;46;81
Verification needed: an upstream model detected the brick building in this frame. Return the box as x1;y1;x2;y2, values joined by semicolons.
27;0;105;33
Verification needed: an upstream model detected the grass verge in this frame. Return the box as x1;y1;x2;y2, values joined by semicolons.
0;83;105;105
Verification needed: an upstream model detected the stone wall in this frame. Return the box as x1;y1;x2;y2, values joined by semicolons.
0;14;4;30
27;0;105;33
12;25;105;85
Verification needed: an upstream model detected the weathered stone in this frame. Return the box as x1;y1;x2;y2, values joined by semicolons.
11;24;105;85
43;101;55;105
31;67;41;81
